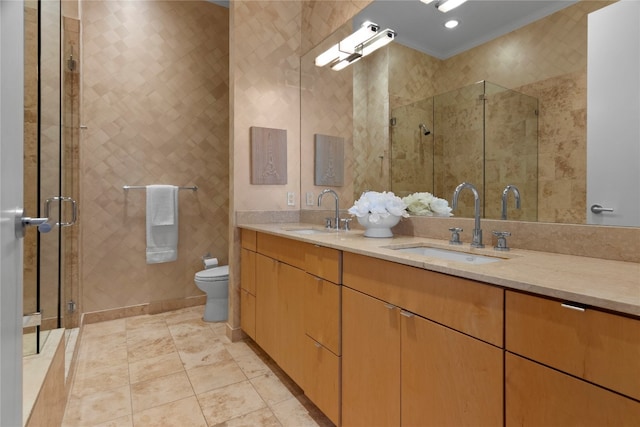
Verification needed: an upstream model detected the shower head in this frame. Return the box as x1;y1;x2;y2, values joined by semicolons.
419;123;431;136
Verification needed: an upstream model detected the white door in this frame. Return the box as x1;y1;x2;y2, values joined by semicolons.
1;1;25;425
587;0;640;226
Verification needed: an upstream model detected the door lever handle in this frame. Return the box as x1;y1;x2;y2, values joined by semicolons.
15;209;51;238
590;204;614;214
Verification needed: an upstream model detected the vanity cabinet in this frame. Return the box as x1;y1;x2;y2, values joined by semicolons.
242;231;342;425
342;252;504;427
505;290;640;424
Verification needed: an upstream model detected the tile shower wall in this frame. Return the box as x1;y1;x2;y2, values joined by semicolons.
81;1;229;314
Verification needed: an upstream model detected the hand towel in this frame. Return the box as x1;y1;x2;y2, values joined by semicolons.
146;185;179;264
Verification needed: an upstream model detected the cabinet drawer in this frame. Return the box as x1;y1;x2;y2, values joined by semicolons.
506;353;640;426
305;244;341;284
304;274;341;355
257;233;306;271
506;290;640;400
240;248;256;295
304;336;341;426
343;252;503;347
240;288;256;340
241;229;257;251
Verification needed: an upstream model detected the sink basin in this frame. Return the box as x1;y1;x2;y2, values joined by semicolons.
392;246;503;265
286;228;333;235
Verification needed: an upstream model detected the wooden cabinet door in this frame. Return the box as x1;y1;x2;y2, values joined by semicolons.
304;336;341;426
240;288;256;339
240;248;256;295
342;287;401;427
402;312;503;427
240;248;257;339
304;274;341;355
506;290;640;400
278;262;306;386
255;253;279;361
506;352;640;426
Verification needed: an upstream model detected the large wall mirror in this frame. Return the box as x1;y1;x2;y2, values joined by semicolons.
301;0;636;226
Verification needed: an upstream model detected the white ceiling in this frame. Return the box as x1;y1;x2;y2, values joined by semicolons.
354;0;578;59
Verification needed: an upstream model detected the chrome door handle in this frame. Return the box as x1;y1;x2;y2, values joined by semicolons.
45;196;78;226
15;209;52;238
590;204;614;214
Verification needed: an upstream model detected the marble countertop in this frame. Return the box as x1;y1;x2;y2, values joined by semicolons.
239;223;640;317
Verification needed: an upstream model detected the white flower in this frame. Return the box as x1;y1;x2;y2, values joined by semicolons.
348;191;409;224
402;192;453;217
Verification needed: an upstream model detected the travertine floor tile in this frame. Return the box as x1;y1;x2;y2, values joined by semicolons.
63;306;334;427
63;385;131;426
70;359;130;398
270;396;334;427
177;337;233;370
221;407;283;427
130;371;194;413
129;351;184;384
133;396;207;427
251;372;300;406
81;318;126;340
93;414;134;427
127;335;176;363
187;357;247;394
197;379;267;425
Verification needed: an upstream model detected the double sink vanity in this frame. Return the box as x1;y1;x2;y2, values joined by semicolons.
238;223;639;426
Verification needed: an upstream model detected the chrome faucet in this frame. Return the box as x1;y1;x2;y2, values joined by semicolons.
501;184;521;220
318;189;340;230
452;182;484;248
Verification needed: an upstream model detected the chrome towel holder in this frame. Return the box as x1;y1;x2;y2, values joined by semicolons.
123;185;198;191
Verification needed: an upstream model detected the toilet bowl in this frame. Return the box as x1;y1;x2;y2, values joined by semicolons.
194;265;229;322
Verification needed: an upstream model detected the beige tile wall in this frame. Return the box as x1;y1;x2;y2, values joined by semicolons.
80;0;229;314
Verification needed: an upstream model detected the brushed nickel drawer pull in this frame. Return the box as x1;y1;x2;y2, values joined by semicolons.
561;303;586;312
400;310;414;318
384;303;396;310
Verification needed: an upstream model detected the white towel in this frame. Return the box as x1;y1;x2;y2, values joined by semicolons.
146;185;179;264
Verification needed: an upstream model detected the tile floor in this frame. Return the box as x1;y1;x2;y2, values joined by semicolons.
62;306;334;427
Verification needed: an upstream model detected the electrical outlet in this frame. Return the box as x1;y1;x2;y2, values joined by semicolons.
306;192;314;206
287;192;295;206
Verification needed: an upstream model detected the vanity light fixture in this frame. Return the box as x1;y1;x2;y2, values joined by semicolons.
315;21;397;71
436;0;468;13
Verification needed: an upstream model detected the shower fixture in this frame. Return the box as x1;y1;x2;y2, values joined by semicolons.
419;123;431;136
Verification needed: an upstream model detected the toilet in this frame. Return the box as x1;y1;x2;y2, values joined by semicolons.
194;265;229;322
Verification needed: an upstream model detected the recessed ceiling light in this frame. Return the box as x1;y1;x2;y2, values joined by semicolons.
444;20;459;29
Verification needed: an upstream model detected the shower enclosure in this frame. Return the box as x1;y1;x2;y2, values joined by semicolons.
23;0;79;355
390;80;538;221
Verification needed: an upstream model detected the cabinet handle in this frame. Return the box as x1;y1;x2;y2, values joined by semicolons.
400;310;414;318
561;303;586;312
384;303;396;310
314;341;322;349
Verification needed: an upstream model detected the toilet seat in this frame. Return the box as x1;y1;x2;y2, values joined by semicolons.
195;265;229;282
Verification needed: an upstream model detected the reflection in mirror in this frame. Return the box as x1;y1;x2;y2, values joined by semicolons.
390;80;538;221
301;1;623;225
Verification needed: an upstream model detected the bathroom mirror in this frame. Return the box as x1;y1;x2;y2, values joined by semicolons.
301;0;633;225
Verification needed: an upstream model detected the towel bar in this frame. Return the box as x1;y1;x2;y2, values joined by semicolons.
123;185;198;191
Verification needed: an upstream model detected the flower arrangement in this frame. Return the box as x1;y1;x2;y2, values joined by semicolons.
402;192;453;217
348;191;409;223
